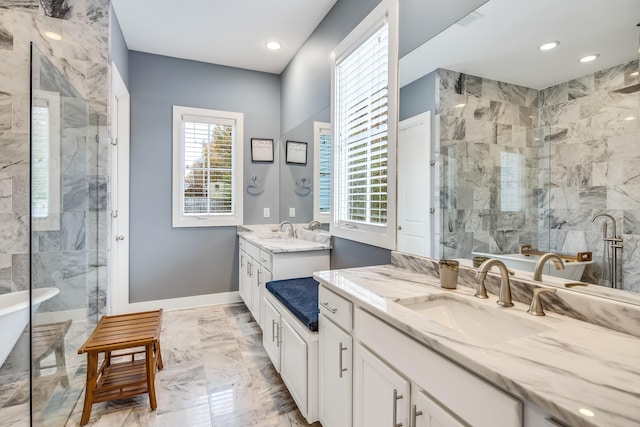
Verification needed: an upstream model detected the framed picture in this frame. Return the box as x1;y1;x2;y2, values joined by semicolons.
286;140;308;165
251;138;274;162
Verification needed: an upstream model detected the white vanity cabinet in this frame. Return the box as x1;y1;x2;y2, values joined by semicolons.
355;307;522;427
237;236;329;329
318;285;354;427
239;238;270;328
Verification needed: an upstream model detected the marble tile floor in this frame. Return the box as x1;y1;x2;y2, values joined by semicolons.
63;303;321;427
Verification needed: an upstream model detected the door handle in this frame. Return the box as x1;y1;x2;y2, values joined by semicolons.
115;235;125;241
338;343;348;378
393;389;404;427
411;404;423;427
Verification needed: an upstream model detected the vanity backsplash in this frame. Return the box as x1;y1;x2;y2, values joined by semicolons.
391;251;640;338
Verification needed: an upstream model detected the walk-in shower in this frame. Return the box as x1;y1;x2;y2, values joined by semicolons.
0;45;104;426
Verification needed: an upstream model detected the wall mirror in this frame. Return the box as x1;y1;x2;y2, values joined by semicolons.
399;0;640;302
278;107;330;223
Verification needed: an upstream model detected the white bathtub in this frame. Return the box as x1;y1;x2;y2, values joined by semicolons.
471;252;593;281
0;287;60;368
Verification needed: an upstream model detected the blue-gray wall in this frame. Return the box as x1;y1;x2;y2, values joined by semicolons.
110;4;129;87
128;51;280;302
400;71;436;121
280;0;381;135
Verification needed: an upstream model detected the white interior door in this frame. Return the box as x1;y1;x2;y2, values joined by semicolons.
397;111;432;257
110;62;130;314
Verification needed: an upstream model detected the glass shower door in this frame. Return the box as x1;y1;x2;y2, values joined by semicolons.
29;45;101;426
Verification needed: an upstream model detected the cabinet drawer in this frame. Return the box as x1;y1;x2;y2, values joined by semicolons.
239;237;246;251
319;286;353;332
260;250;273;272
246;240;261;260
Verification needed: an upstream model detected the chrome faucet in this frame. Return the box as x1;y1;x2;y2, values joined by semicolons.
533;253;565;281
278;221;295;238
592;213;623;289
305;220;322;230
475;259;514;307
592;213;617;238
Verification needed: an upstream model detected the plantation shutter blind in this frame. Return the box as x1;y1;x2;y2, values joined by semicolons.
319;127;332;214
182;114;235;216
32;105;50;219
335;21;389;226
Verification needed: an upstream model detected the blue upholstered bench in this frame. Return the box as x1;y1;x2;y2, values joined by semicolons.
265;277;319;332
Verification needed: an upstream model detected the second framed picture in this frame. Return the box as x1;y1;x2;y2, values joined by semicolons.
286;140;308;165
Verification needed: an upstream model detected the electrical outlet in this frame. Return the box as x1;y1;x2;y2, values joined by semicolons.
263;208;270;218
289;208;295;218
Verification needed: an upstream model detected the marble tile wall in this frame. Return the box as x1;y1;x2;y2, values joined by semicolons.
0;0;110;313
436;68;544;259
438;61;640;295
540;60;640;293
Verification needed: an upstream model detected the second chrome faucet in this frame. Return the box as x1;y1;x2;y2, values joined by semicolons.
475;259;514;307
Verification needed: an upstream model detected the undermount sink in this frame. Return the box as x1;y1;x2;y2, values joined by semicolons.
398;295;551;345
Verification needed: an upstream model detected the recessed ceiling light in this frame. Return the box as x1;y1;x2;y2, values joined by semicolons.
539;41;559;51
454;103;466;108
265;41;282;50
579;54;599;63
44;31;62;41
624;116;635;121
630;71;639;77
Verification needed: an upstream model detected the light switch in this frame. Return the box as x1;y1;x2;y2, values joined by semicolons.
289;207;295;218
263;208;270;218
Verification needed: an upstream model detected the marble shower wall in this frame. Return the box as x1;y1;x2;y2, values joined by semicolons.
436;68;545;259
0;0;110;317
437;61;640;293
540;60;640;293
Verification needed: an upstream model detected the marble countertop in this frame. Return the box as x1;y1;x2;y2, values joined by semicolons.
314;264;640;427
238;224;331;254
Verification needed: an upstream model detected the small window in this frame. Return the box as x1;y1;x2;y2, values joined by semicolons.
314;121;331;222
500;151;523;212
172;106;243;227
32;90;61;231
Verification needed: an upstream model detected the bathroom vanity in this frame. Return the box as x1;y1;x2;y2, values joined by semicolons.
237;225;330;328
237;225;331;423
314;253;640;427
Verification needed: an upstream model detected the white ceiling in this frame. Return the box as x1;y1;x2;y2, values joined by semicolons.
111;0;337;74
400;0;640;89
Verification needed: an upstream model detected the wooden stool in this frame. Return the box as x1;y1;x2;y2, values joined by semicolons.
77;310;164;426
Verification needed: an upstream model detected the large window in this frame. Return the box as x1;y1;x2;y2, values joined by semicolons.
172;106;243;227
331;0;398;249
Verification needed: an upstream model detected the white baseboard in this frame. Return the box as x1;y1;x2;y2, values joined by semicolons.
115;291;242;314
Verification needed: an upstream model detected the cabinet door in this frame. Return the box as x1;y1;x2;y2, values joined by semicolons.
354;344;410;427
239;250;250;304
258;266;272;328
280;318;308;416
412;387;466;427
262;298;281;372
250;260;263;328
319;314;352;427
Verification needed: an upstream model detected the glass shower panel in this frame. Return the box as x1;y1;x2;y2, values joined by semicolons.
29;45;100;426
439;126;551;260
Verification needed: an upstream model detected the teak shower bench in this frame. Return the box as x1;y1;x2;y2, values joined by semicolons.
77;309;164;425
